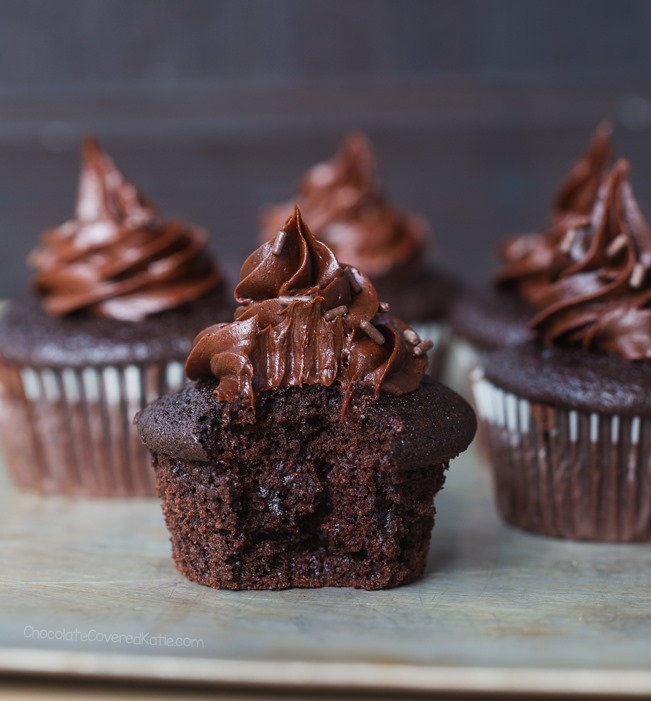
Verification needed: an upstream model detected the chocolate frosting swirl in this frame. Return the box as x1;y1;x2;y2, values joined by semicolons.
29;136;222;321
261;133;427;278
495;122;612;304
186;206;428;411
530;159;651;359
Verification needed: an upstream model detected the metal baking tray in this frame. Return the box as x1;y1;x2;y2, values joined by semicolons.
1;437;651;697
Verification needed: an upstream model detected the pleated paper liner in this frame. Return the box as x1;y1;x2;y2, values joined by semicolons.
449;338;487;394
448;339;491;458
0;360;187;497
471;369;651;542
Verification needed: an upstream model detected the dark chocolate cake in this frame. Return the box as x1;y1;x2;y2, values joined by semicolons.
449;287;533;353
138;380;474;590
136;206;476;589
485;342;651;416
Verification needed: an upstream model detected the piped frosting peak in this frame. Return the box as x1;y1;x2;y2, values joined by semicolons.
496;122;613;304
553;121;613;221
531;159;651;359
29;136;222;321
186;206;428;411
262;133;427;278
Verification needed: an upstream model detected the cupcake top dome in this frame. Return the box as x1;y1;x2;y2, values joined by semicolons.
530;159;651;359
495;122;613;305
261;133;427;279
186;206;430;411
29;136;223;321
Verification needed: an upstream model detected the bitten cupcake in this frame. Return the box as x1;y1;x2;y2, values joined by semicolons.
136;206;475;590
0;137;231;497
473;160;651;541
451;122;613;373
261;133;460;379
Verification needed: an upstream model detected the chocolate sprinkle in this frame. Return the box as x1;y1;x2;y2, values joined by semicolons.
606;233;628;259
345;267;362;294
360;319;385;345
560;228;578;254
413;339;434;356
323;305;348;321
271;230;288;256
278;295;313;305
630;262;647;289
403;328;420;345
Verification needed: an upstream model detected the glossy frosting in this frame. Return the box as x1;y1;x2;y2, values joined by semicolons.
531;159;651;359
261;134;427;278
29;136;222;321
186;206;428;410
495;122;612;304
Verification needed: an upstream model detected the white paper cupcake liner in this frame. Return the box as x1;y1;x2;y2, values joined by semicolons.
471;369;651;541
444;337;485;399
410;321;450;381
446;339;492;458
0;360;187;497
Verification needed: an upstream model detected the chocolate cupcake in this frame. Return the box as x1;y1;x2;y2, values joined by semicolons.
450;122;613;377
0;137;231;496
473;160;651;541
136;207;475;590
261;133;460;379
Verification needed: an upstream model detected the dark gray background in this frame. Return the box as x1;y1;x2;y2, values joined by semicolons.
2;0;651;297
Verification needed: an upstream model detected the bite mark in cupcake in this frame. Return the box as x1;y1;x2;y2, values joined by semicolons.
136;206;475;589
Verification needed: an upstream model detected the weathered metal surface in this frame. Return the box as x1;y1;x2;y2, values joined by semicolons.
1;438;651;696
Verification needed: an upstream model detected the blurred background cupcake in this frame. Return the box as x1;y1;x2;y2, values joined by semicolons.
261;133;461;379
450;122;613;387
0;136;231;496
473;159;651;541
